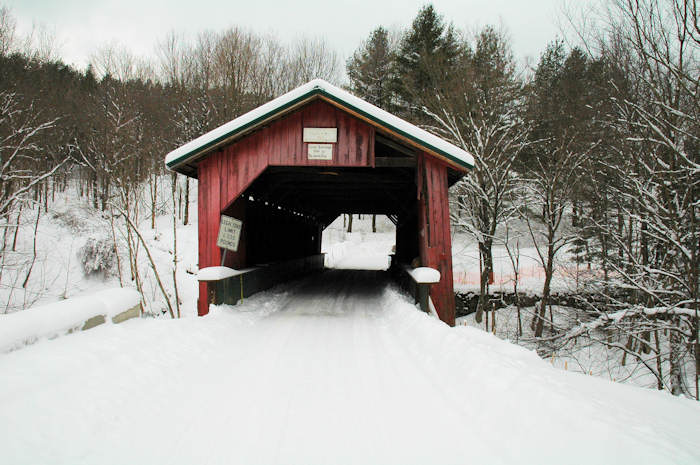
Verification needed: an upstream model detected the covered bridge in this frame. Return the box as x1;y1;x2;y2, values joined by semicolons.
165;79;473;326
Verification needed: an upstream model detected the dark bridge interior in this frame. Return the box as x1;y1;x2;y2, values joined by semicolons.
245;166;415;221
238;166;414;266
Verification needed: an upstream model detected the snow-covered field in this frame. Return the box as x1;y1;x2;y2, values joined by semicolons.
2;268;699;464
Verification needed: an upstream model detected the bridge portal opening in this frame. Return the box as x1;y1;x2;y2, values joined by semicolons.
322;215;396;271
237;166;410;270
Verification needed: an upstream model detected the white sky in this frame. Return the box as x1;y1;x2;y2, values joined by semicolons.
8;0;581;73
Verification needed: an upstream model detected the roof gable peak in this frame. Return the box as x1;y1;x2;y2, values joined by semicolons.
165;79;474;174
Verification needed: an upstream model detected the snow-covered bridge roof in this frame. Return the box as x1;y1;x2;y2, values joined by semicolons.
165;79;474;175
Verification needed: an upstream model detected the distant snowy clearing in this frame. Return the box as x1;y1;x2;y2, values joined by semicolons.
1;270;699;465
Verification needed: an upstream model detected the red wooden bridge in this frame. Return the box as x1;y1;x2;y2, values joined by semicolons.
165;79;473;326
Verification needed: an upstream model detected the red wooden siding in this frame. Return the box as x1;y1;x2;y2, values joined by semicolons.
417;152;456;326
196;100;375;315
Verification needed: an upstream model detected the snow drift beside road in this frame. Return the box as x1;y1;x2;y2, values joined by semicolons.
1;270;698;465
0;287;140;353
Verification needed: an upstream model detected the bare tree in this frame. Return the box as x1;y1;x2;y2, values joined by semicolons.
423;26;529;324
90;43;155;82
0;92;62;221
157;31;190;87
558;0;699;397
0;6;16;56
521;143;589;337
0;91;66;312
502;223;524;338
19;21;60;63
76;77;141;212
603;0;697;397
285;36;342;87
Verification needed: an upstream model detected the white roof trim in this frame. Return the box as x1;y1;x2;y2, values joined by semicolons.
165;79;474;171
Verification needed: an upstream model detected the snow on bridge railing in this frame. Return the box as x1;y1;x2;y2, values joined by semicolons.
0;288;141;353
197;266;254;282
198;254;325;309
406;267;441;284
397;264;441;319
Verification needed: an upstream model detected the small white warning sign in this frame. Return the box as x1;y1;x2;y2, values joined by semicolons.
307;143;333;160
216;215;242;252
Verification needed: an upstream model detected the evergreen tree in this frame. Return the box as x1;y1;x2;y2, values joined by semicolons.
346;26;395;110
392;4;462;118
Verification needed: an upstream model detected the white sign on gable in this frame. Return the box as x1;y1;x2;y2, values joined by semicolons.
216;215;243;252
307;143;333;160
303;128;337;143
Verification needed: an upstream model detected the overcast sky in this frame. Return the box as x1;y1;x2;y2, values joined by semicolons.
7;0;581;73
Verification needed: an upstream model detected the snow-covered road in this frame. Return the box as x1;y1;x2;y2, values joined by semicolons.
2;270;699;464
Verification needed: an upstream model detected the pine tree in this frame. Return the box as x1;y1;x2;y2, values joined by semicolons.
392;4;462;118
346;26;395;110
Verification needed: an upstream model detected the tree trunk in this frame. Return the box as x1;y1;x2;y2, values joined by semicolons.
151;172;157;229
654;329;664;391
171;172;181;318
11;203;22;252
347;214;353;233
100;177;109;212
22;206;41;289
183;177;190;226
43;180;48;213
534;241;555;337
669;320;683;396
601;191;610;293
475;240;492;324
109;204;124;287
616;206;624;260
92;174;98;209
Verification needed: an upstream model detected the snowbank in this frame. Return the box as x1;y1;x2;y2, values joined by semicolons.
1;271;698;464
197;266;243;281
408;266;440;283
0;287;141;353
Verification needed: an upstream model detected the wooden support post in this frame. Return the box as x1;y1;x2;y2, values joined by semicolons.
418;284;430;314
416;152;456;326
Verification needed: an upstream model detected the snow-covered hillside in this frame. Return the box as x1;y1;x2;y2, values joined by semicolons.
1;269;698;464
0;182;201;318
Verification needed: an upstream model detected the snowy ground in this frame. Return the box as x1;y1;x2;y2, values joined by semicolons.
458;303;699;392
4;199;699;463
2;268;699;464
322;215;395;270
0;182;200;317
450;218;588;296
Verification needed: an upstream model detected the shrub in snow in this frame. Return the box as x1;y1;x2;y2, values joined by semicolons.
50;208;91;233
78;236;116;277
